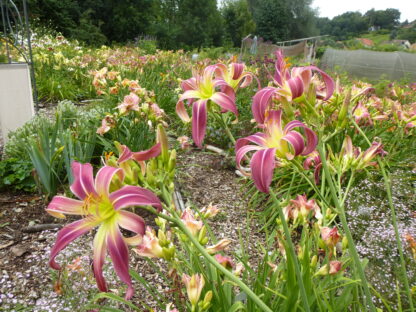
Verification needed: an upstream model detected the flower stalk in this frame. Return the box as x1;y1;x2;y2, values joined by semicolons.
142;205;273;312
317;143;376;311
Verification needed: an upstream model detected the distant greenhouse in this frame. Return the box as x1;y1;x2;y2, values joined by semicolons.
320;48;416;81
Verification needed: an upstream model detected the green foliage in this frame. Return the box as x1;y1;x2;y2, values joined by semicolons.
364;8;401;30
0;158;36;192
221;0;255;47
252;0;318;42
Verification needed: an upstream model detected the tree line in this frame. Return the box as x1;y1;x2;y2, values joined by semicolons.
26;0;409;48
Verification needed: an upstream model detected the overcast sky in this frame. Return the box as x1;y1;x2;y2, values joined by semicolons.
312;0;416;22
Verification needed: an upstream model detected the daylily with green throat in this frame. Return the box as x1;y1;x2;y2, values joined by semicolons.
236;110;317;193
46;161;162;299
176;65;237;147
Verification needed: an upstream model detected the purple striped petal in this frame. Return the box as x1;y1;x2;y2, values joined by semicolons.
93;225;108;292
132;143;161;161
107;225;134;300
284;120;307;132
235;133;267;151
181;77;197;91
250;148;276;193
231;63;244;80
282;131;305;158
95;166;123;197
70;162;97;200
303;66;335;100
210;92;238;115
109;185;162;211
239;73;254;88
287;76;304;99
49;219;96;270
118;210;146;246
118;145;133;163
302;128;318;155
176;100;191;122
46;196;84;219
235;145;263;175
252;87;278;124
192;100;208;148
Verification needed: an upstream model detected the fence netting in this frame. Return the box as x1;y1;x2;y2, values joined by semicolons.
320;48;416;81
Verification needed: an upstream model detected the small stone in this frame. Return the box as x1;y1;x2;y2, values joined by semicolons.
11;246;28;257
28;290;39;299
37;235;46;242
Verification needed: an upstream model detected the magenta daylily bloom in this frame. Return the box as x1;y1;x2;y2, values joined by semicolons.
176;65;237;147
236;110;317;193
252;50;335;124
214;62;255;91
46;161;162;299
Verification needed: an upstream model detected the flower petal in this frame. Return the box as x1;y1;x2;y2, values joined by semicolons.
302;127;318;155
93;224;108;292
235;133;267;151
282;131;305;158
210;92;238;115
107;225;134;300
235;145;263;176
250;148;276;193
46;196;84;219
176;100;191;122
70;162;96;200
49;219;96;270
287;76;304;99
109;185;162;211
118;210;146;246
132;143;161;162
95;166;124;198
118;145;133;163
303;66;335;100
192;100;208;148
252;87;277;124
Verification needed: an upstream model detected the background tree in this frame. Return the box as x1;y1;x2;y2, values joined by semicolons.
221;0;255;47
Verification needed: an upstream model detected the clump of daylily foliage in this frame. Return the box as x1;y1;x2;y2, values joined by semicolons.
44;49;415;312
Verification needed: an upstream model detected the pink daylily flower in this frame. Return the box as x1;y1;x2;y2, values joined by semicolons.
117;93;140;114
235;110;317;193
352;101;372;125
176;65;237;147
252;50;334;124
46;161;162;299
214;62;255;91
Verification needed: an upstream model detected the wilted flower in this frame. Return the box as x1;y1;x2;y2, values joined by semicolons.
177;135;191;150
303;150;322;184
284;194;322;222
320;226;341;248
329;261;342;275
46;162;162;299
199;203;219;218
182;273;205;306
97;115;115;135
214;254;235;269
206;239;232;254
181;208;203;236
135;227;165;258
235;110;317;193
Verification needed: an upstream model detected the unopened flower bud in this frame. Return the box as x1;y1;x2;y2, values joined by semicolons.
310;255;318;268
182;274;205;307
